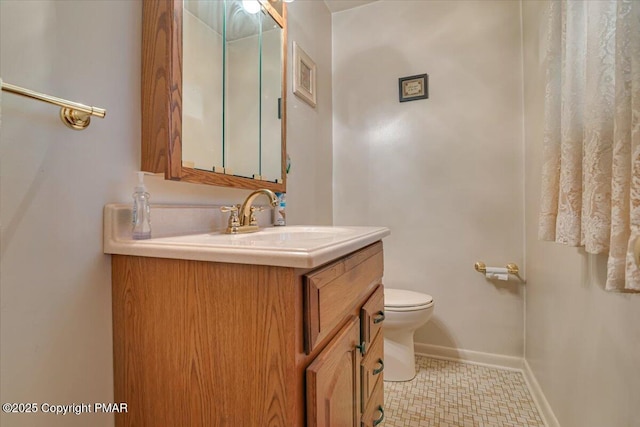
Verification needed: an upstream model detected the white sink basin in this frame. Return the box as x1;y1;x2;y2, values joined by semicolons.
103;205;390;268
238;226;352;241
151;226;357;249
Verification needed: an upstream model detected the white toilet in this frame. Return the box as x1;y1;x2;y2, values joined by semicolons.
383;288;434;382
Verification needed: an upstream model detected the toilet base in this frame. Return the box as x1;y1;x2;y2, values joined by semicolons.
383;331;417;382
381;293;433;382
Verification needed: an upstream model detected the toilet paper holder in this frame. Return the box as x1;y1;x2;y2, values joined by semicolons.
474;261;525;283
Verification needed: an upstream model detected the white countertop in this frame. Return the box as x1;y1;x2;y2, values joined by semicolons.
104;204;390;268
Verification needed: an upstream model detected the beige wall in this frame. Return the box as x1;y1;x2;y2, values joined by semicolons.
0;1;332;426
285;0;334;225
522;2;640;426
332;0;525;357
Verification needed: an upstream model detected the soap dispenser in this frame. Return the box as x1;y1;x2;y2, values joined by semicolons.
132;172;151;240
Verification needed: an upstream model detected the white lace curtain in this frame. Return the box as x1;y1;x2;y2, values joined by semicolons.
539;0;640;292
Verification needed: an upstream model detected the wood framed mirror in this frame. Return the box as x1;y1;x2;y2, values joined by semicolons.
141;0;287;192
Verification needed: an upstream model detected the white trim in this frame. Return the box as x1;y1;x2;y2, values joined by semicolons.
518;0;528;360
523;359;561;427
415;343;524;371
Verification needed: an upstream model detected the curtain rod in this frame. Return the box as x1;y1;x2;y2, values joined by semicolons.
1;81;106;130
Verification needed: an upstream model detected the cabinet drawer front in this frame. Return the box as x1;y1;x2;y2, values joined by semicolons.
304;243;383;354
361;330;384;412
360;285;384;346
361;379;384;427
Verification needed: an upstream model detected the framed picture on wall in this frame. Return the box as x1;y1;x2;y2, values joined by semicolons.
398;74;428;102
293;41;317;107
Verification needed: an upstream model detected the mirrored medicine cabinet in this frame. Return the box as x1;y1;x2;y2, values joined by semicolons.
141;0;287;192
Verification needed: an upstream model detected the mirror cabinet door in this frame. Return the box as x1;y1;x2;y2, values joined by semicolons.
259;6;283;182
224;0;262;179
182;0;224;171
141;0;286;192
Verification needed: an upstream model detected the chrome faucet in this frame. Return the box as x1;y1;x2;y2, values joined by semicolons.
221;189;279;234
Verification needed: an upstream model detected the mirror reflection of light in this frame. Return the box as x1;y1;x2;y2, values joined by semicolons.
242;0;261;14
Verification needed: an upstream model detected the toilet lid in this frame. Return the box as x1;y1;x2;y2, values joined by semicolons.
384;288;433;308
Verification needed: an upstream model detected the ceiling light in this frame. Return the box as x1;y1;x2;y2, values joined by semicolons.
242;0;261;14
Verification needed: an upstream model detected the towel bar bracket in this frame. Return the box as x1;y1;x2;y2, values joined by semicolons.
60;107;92;130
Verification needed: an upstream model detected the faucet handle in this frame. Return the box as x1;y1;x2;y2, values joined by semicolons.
220;205;239;213
221;205;241;233
249;206;267;226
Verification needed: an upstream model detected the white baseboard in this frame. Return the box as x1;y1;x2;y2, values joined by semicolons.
522;359;560;427
414;342;560;427
414;342;524;371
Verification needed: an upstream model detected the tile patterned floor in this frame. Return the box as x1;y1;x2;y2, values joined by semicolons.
382;356;545;427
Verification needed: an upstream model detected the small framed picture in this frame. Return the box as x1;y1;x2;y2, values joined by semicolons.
398;74;428;102
293;41;317;107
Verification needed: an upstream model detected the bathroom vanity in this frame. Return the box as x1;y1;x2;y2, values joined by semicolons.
105;205;389;426
130;0;388;420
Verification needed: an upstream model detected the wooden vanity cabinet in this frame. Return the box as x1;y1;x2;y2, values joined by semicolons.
303;243;385;427
111;241;385;427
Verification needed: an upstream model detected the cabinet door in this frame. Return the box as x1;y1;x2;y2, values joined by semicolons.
306;317;362;427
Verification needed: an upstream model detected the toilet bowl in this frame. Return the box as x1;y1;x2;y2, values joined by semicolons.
383;288;434;382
